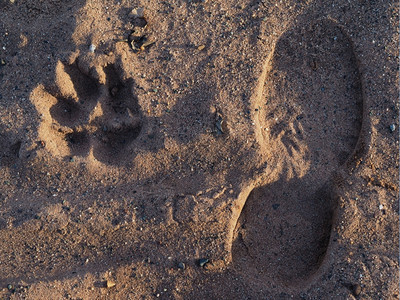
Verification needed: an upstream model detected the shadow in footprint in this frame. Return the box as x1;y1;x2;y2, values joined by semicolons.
49;96;82;127
232;19;363;286
91;63;143;164
233;176;336;284
65;130;90;157
62;60;100;101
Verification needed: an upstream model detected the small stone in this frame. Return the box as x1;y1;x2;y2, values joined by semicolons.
352;283;361;296
69;157;75;162
197;45;206;51
272;203;280;210
178;262;185;270
0;59;5;65
89;44;96;53
130;7;144;18
7;284;13;291
106;280;116;288
389;124;395;132
198;258;209;267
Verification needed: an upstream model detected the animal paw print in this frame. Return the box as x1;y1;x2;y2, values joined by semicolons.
31;59;143;164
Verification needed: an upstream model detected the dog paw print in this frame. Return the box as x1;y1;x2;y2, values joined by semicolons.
31;59;143;164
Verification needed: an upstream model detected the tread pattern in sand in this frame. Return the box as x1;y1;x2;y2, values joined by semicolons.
232;20;363;285
31;60;142;164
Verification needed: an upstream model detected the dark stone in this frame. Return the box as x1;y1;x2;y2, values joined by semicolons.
198;258;209;267
178;262;185;270
352;284;361;296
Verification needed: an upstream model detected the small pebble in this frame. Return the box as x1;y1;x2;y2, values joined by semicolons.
178;262;185;270
272;203;280;210
89;44;96;53
7;284;13;291
130;7;144;18
198;258;209;267
106;280;116;288
389;124;395;132
197;45;206;51
352;283;361;296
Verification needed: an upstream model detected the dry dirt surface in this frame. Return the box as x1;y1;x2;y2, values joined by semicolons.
0;0;398;299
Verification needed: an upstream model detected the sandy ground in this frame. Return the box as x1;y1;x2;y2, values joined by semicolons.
0;0;398;299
